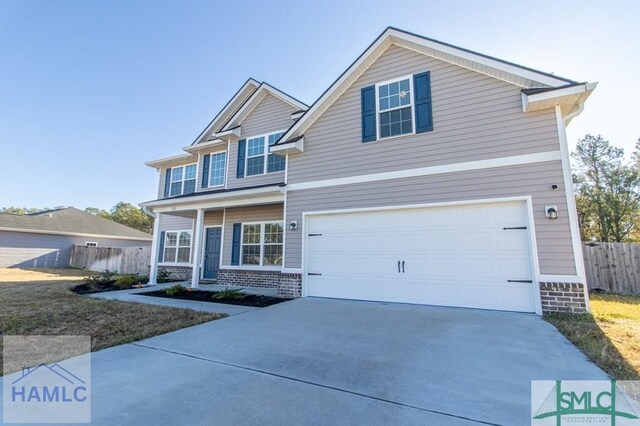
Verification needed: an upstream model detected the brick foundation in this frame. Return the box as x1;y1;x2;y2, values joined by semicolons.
157;266;192;281
217;269;302;298
539;282;587;313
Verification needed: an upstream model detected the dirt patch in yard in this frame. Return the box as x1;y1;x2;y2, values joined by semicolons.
0;268;224;375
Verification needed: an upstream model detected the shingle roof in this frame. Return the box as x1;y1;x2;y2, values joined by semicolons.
0;207;152;240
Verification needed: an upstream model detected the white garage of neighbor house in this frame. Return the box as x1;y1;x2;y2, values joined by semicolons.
142;27;596;315
0;207;152;268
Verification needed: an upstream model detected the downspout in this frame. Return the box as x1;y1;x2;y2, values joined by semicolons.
563;102;585;126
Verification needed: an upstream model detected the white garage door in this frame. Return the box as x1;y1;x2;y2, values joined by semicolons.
305;201;537;312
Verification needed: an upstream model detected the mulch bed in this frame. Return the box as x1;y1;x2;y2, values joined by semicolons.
140;290;290;308
71;281;135;295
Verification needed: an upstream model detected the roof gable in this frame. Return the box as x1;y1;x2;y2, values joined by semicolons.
191;78;260;145
220;83;308;132
279;27;579;144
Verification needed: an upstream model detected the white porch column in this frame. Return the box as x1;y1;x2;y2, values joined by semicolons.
148;212;162;285
191;208;205;288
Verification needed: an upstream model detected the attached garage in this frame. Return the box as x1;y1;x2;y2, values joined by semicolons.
304;200;538;313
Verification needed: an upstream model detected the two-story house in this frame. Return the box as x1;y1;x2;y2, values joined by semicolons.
141;27;596;315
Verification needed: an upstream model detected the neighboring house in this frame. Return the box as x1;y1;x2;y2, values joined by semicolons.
0;207;152;268
141;27;596;315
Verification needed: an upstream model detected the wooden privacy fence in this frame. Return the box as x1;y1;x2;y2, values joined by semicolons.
70;245;151;275
583;242;640;295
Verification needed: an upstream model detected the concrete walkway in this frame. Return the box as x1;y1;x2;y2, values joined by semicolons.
1;299;608;425
87;282;277;315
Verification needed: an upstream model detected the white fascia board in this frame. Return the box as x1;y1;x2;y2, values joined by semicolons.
291;111;305;120
522;82;598;112
151;193;285;213
0;226;152;241
270;137;304;154
214;126;242;139
145;153;196;169
142;185;286;209
182;139;226;152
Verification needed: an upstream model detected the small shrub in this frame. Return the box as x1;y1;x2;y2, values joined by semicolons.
114;275;137;289
213;288;246;300
157;268;171;283
165;284;186;297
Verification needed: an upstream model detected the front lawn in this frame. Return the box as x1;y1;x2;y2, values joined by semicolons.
0;268;224;375
545;293;640;380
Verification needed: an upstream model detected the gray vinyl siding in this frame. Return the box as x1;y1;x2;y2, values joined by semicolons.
284;160;576;276
221;204;283;265
0;231;148;268
204;210;223;226
226;94;295;189
287;44;561;184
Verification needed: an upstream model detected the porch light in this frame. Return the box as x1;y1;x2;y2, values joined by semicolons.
545;206;558;220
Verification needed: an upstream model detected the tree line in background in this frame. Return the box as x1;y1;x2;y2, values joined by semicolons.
0;202;153;234
573;134;640;242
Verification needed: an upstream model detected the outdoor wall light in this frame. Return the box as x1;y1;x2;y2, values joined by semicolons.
545;206;558;220
288;221;298;231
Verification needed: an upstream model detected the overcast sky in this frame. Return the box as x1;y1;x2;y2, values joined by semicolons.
1;0;638;210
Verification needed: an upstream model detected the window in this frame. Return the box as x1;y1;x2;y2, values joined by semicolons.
241;222;283;266
209;152;226;187
170;164;197;196
377;77;413;138
85;242;98;247
163;230;192;263
267;132;286;173
246;137;265;176
244;131;286;176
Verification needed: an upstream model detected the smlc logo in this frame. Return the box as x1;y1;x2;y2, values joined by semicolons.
12;363;88;403
532;380;640;425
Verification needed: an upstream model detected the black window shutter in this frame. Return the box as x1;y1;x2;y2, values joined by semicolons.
231;223;242;265
414;71;433;133
163;168;172;198
236;139;246;178
202;154;210;189
157;231;166;262
361;86;376;142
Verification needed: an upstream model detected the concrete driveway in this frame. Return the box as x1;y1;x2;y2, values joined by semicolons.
23;298;610;425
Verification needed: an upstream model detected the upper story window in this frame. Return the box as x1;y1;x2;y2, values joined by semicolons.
361;71;431;143
267;132;286;173
243;131;287;177
377;77;413;139
208;151;226;187
170;164;197;196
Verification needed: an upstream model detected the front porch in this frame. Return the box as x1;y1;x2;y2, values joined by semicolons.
145;189;302;297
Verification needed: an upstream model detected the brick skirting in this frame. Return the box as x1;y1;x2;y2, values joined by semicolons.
157;265;192;281
539;282;587;313
217;269;302;298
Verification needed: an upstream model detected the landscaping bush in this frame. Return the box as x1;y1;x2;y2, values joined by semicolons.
165;284;186;297
114;275;149;289
157;268;171;283
213;288;246;300
84;270;117;289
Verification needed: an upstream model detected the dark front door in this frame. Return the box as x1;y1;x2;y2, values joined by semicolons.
203;227;222;279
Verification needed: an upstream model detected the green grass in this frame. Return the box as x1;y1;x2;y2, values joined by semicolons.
0;268;225;375
545;293;640;380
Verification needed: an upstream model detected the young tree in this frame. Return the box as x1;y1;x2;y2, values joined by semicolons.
572;134;640;242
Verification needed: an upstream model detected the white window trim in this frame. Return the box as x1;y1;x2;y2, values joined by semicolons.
208;151;227;188
244;130;287;177
239;221;284;267
85;242;98;247
375;74;415;141
160;229;193;264
170;163;198;196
